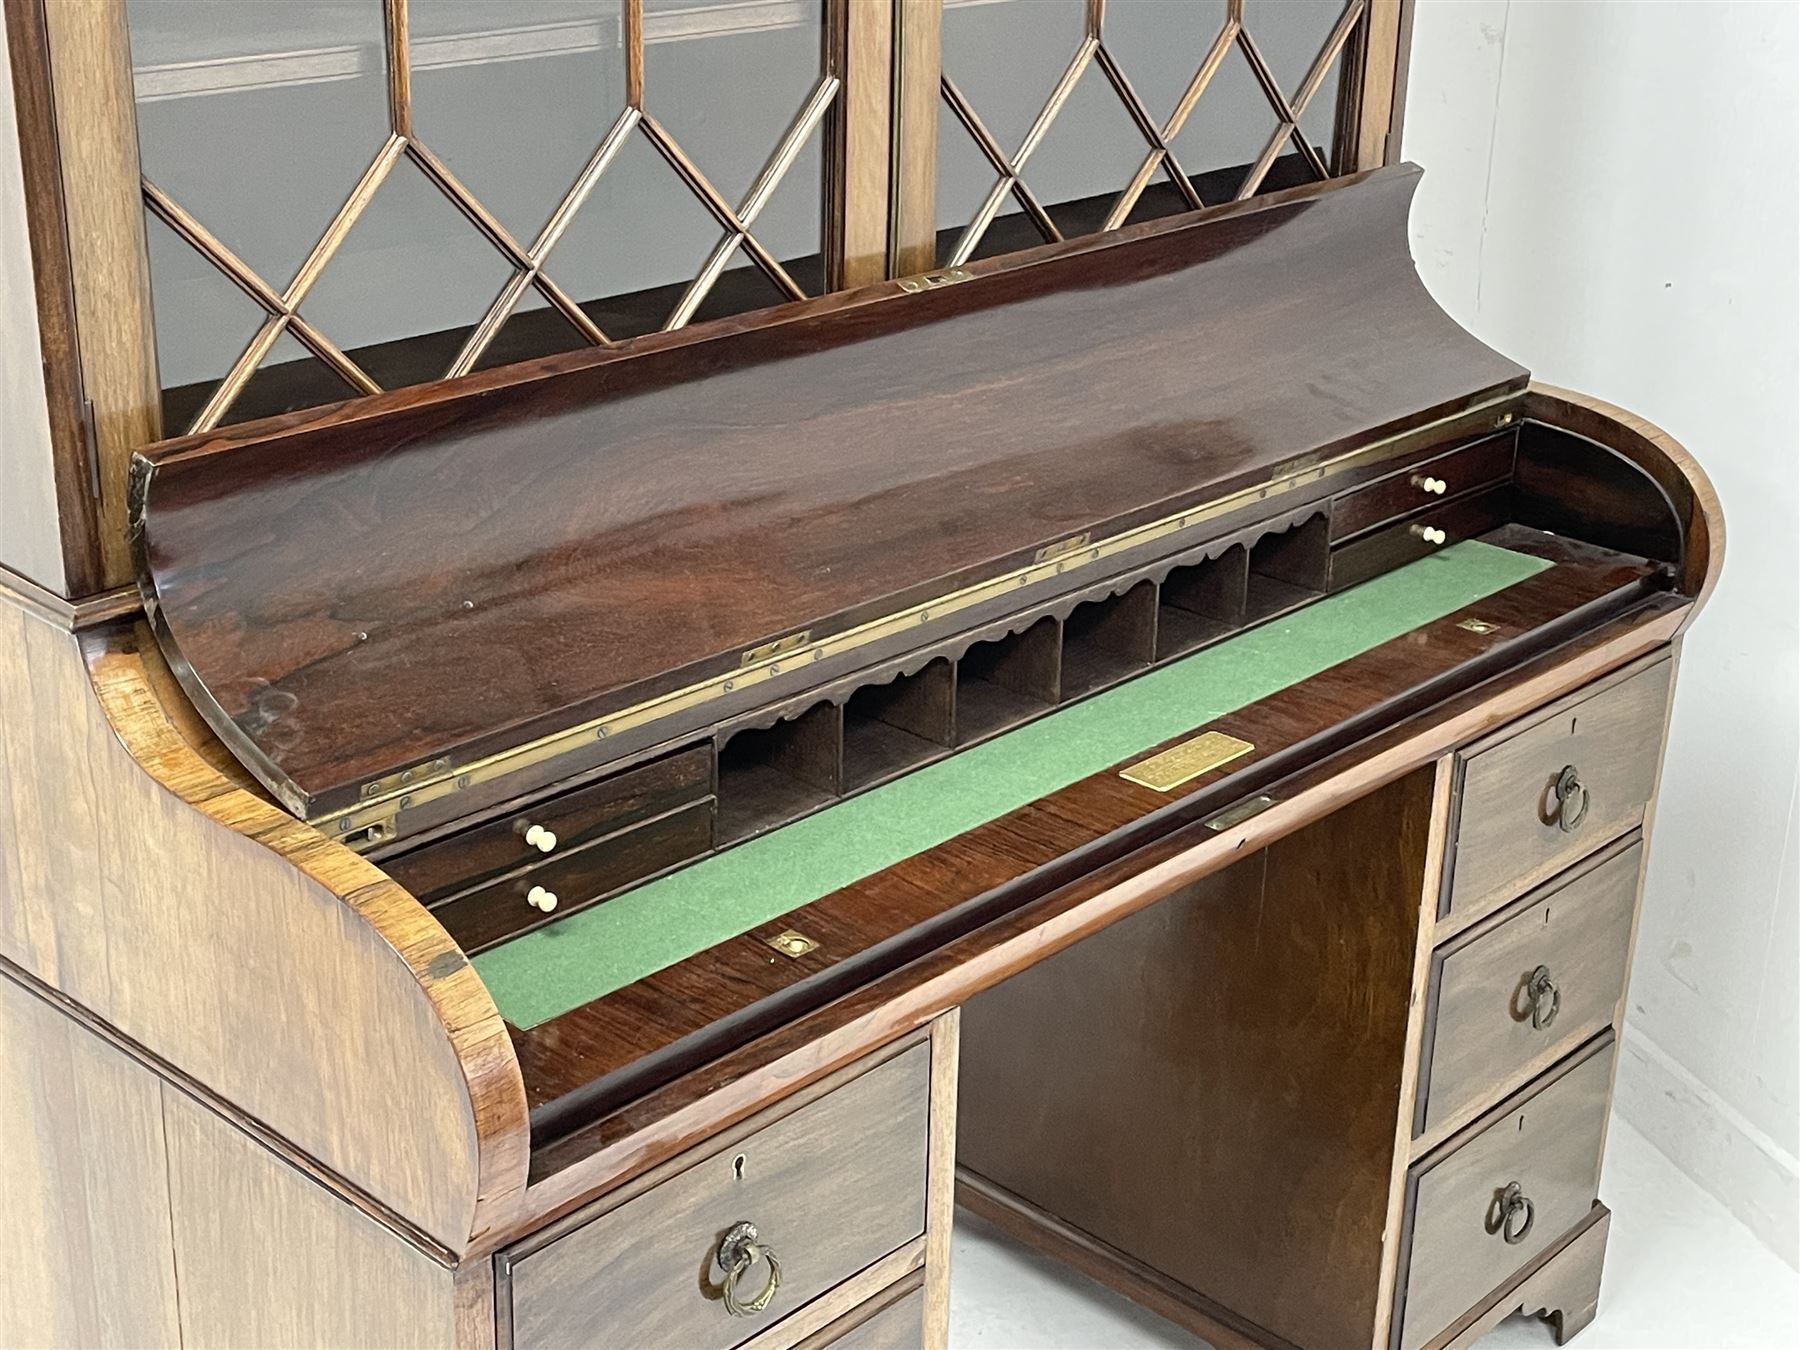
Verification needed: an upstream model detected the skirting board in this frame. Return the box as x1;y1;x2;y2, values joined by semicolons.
1612;1028;1800;1267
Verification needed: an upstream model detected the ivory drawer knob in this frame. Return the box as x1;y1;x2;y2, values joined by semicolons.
522;823;557;853
1410;524;1448;545
1412;474;1448;494
526;885;559;913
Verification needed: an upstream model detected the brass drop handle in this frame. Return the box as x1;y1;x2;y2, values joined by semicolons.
1553;764;1590;833
1497;1182;1535;1245
717;1221;782;1318
1526;964;1560;1030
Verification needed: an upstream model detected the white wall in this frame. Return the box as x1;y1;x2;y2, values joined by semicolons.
1404;0;1799;1264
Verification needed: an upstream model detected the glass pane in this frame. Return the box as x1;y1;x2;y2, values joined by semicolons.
644;0;825;208
129;0;389;288
532;127;729;341
1169;40;1283;187
229;328;364;428
1250;0;1351;161
409;2;623;243
934;0;1362;263
128;0;832;430
1103;0;1229;128
298;152;516;386
144;214;267;434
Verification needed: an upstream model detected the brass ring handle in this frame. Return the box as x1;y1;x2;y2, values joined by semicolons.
1527;964;1561;1031
717;1222;782;1318
1553;765;1590;833
1498;1182;1535;1245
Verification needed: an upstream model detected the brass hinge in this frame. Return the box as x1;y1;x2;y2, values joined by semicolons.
80;397;101;499
741;630;810;666
358;755;453;802
1034;532;1093;564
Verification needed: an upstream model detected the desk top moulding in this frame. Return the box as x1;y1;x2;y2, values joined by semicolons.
111;163;1722;1247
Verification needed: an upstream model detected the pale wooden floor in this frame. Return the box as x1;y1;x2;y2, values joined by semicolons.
949;1117;1800;1349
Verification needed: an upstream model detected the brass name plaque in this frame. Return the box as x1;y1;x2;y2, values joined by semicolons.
1121;731;1255;792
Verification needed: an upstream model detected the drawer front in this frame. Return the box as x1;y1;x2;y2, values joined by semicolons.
1420;840;1640;1135
798;1287;925;1350
383;745;710;903
509;1043;931;1350
1327;487;1510;593
1397;1041;1613;1350
431;799;713;952
1446;659;1671;925
1331;434;1516;541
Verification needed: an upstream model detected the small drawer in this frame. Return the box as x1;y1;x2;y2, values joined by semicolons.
1331;434;1516;541
430;799;713;952
383;745;710;903
1445;658;1671;925
1328;486;1510;592
1418;839;1640;1136
1396;1039;1613;1350
506;1041;931;1350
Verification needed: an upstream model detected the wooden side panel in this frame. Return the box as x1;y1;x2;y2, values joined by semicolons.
923;1010;958;1350
890;0;941;276
0;601;528;1253
36;0;159;589
162;1089;478;1350
0;0;67;593
956;767;1437;1349
1352;0;1410;169
832;0;892;288
0;974;181;1350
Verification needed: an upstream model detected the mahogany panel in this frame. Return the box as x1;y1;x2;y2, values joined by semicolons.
132;166;1526;817
957;768;1437;1350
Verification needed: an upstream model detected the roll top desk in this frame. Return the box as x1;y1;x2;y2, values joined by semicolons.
0;14;1720;1343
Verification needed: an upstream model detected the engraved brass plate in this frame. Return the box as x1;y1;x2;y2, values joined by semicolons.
742;630;811;666
1457;617;1501;634
1121;732;1255;792
764;929;819;958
